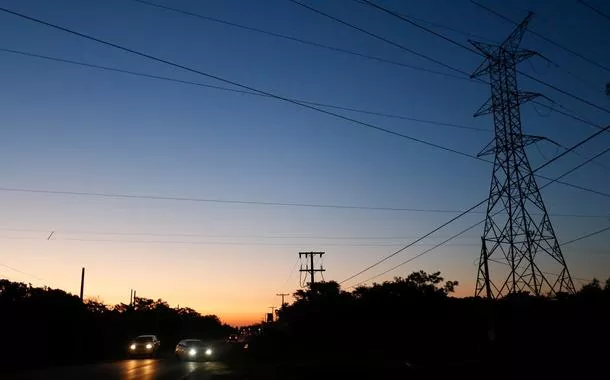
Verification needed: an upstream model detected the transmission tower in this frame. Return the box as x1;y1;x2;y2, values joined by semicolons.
299;252;325;287
471;13;575;298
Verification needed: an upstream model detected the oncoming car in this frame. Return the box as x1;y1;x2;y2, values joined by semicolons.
174;339;214;361
128;335;160;357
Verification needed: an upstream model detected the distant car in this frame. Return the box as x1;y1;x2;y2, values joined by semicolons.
174;339;214;361
128;335;160;358
227;334;239;343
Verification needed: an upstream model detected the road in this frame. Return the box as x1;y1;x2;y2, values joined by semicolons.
4;358;246;380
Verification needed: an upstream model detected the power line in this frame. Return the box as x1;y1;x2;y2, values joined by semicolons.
280;257;300;291
343;0;496;43
534;149;610;193
0;263;48;283
283;2;610;194
544;178;610;199
347;1;610;135
339;198;488;284
529;127;609;171
531;99;604;130
358;0;480;55
2;185;608;215
499;98;610;175
350;215;487;288
130;0;475;83
555;141;610;173
520;71;610;118
0;6;492;163
486;258;593;284
357;0;610;117
472;0;610;74
470;3;602;94
0;227;481;239
287;0;473;78
126;1;609;285
293;0;610;148
0;47;487;133
339;125;609;284
6;56;606;198
0;235;482;248
561;225;610;247
576;0;610;23
2;227;606;240
2;8;606;200
346;147;609;287
399;13;495;44
0;186;481;212
1;6;606;239
1;6;605;292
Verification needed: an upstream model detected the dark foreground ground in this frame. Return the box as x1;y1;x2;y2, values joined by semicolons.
1;354;589;380
0;344;465;380
0;353;512;380
1;340;590;380
4;358;242;380
1;357;441;380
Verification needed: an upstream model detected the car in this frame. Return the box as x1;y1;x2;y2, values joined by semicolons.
174;339;214;361
128;335;161;358
227;334;239;343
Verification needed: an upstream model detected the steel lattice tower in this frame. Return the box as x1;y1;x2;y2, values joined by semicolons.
471;13;575;298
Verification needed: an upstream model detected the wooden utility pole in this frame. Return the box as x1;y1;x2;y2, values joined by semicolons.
299;252;325;287
276;293;290;306
79;267;85;302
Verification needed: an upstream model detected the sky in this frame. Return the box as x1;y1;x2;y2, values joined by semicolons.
0;0;608;326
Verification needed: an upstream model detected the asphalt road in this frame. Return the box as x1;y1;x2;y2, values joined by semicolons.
4;358;245;380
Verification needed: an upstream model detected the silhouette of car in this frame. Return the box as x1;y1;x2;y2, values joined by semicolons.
128;335;160;358
174;339;214;361
227;334;239;343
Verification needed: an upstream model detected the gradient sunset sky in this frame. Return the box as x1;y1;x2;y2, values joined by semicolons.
0;0;608;326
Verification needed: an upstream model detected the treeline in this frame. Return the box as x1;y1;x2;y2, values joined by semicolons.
0;279;233;370
248;271;610;378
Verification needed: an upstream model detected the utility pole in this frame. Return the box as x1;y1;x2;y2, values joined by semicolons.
299;251;325;287
276;293;290;307
79;267;85;302
268;306;276;319
130;289;133;306
470;13;575;297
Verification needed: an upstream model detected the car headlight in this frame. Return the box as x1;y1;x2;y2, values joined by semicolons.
188;348;197;356
146;343;152;349
205;348;212;356
130;344;136;350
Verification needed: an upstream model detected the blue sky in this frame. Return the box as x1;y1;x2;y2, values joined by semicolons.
0;0;608;324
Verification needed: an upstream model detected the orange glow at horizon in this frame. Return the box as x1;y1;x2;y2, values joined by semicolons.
0;228;604;327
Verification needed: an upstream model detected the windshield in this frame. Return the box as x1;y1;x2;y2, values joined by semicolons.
134;337;154;343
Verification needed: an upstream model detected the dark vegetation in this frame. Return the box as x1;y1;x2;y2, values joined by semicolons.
1;272;609;378
0;279;233;371
245;271;610;379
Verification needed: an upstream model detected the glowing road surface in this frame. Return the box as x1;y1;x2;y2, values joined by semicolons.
5;359;243;379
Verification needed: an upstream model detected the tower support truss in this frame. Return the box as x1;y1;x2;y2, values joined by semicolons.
471;13;575;298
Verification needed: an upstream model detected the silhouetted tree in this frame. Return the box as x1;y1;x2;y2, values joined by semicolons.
0;278;233;371
259;271;610;375
84;297;109;314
